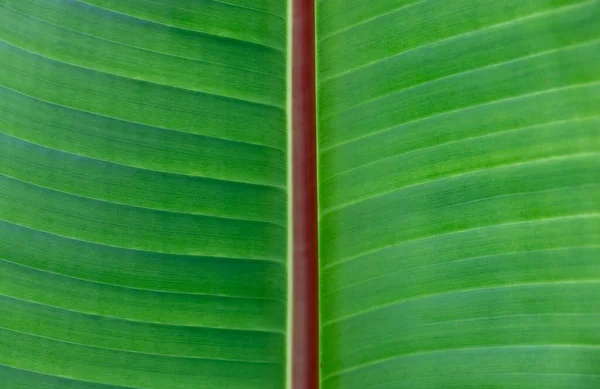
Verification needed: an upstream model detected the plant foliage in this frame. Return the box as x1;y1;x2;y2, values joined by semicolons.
1;0;600;388
317;0;600;388
0;0;288;388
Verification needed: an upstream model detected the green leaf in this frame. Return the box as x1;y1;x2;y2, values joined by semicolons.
3;0;600;388
317;0;600;388
0;1;288;388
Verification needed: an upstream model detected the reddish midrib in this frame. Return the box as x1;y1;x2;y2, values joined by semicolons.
292;0;319;388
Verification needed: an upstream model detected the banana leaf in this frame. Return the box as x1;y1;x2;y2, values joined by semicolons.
317;0;600;388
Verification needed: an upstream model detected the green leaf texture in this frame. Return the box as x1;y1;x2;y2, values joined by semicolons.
317;0;600;388
0;0;288;388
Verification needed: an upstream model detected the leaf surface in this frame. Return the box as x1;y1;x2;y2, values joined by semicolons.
317;1;600;388
0;0;288;388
